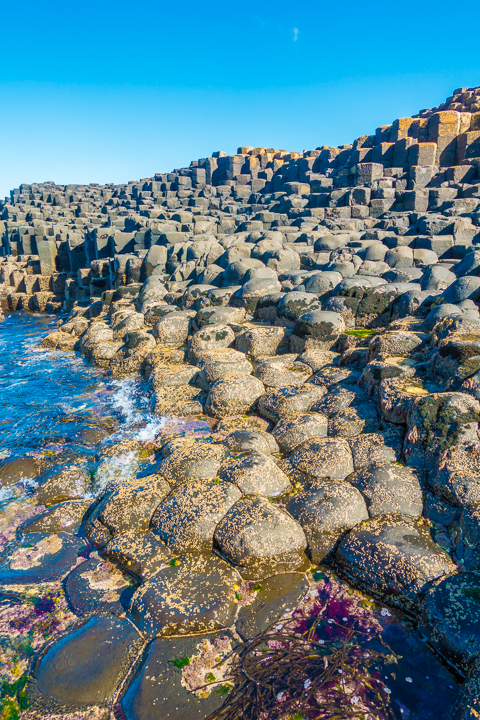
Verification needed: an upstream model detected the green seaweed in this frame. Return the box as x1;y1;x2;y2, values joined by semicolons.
344;328;379;338
0;675;29;720
170;656;191;669
461;588;480;602
216;683;233;697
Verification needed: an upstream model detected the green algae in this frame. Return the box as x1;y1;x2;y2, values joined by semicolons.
344;328;379;338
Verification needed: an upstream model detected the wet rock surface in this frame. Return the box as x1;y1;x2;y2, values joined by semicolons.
29;615;142;711
335;513;455;608
121;633;234;720
129;553;240;636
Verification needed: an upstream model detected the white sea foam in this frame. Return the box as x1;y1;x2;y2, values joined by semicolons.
108;377;166;441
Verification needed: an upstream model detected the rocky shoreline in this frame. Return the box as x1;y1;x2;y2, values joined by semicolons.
1;86;480;718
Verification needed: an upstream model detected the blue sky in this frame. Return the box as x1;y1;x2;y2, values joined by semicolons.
1;0;479;199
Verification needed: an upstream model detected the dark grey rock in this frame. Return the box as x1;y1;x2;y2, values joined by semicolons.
204;373;265;418
222;429;279;454
151;478;241;553
158;442;228;488
65;556;138;616
253;356;312;387
0;532;86;584
328;402;379;438
129;553;239;636
218;451;291;496
257;384;326;423
35;464;91;506
348;462;423;517
460;505;480;570
272;412;328;453
286;478;368;561
121;632;234;720
288;437;354;480
405;392;480;471
430;446;480;508
236;325;287;356
214;495;307;578
335;514;454;609
442;277;480;304
293;310;346;341
348;432;398;470
98;474;171;535
277;291;322;321
420;572;480;669
424;492;459;527
102;529;171;580
20;499;91;535
236;573;309;640
29;615;141;710
196;306;245;327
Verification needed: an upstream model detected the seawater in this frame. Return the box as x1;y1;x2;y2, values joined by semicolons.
0;312;164;510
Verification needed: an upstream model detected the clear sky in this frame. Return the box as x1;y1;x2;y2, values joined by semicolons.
1;0;479;199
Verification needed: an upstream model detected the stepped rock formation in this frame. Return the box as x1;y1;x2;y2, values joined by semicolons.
1;84;480;315
2;87;480;718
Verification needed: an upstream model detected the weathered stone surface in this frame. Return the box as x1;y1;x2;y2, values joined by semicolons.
29;616;141;710
348;462;423;517
0;456;41;486
97;474;171;535
286;478;368;561
214;496;307;578
151;478;241;552
20;499;91;535
430;446;480;507
0;532;86;585
272;413;328;452
459;505;480;570
348;432;398;470
157;441;228;487
328;402;379;438
236;573;309;640
405;392;480;470
204;373;265;418
236;326;286;356
129;553;240;636
420;572;480;668
288;437;354;480
449;657;480;720
153;384;206;416
35;464;91;506
65;556;138;615
254;356;312;387
218;451;291;496
189;325;235;361
102;529;171;580
222;428;279;454
122;633;233;720
257;384;327;422
335;514;455;608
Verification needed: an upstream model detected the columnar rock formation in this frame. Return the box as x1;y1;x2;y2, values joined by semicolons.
1;84;480;317
2;86;480;718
